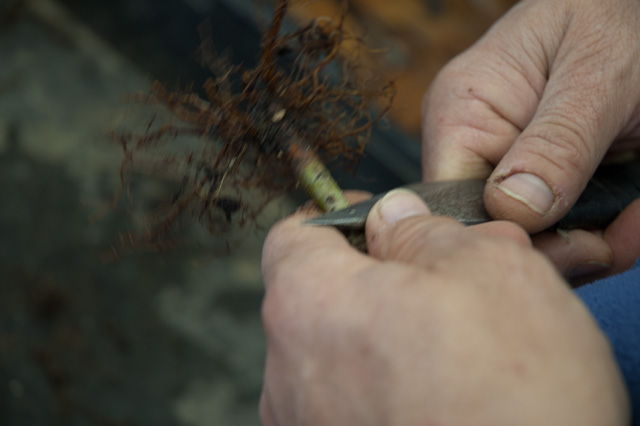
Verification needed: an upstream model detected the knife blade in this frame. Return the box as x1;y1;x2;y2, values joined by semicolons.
305;157;640;232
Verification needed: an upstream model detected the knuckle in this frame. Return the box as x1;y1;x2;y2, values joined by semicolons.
520;115;594;174
462;229;540;265
382;216;466;263
495;241;557;283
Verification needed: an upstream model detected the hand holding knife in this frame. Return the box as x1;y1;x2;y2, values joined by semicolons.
306;157;640;233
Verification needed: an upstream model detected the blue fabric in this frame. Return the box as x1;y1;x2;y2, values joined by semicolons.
576;259;640;424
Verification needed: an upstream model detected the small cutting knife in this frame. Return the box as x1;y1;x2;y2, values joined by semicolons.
305;157;640;232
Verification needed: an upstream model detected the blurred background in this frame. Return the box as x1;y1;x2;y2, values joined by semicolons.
0;0;516;424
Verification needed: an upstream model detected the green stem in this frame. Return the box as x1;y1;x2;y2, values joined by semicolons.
298;156;349;213
286;138;349;213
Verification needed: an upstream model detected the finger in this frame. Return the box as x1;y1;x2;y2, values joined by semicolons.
365;189;530;265
261;191;372;290
532;199;640;285
604;198;640;274
532;230;612;284
469;220;532;247
485;5;640;232
365;188;441;261
421;1;561;181
261;192;376;350
421;52;532;181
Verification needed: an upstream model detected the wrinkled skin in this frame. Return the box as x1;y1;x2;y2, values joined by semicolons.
261;191;629;426
422;0;640;281
260;0;640;424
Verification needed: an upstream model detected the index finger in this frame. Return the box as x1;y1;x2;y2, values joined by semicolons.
261;192;374;290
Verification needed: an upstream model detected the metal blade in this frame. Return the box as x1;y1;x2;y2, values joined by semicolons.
304;180;490;230
305;156;640;231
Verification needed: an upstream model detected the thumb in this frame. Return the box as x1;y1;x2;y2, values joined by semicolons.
485;13;640;233
365;189;459;263
365;189;529;264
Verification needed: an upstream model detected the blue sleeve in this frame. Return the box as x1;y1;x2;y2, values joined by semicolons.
575;259;640;424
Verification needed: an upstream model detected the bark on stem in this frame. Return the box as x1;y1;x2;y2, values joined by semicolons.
286;138;349;213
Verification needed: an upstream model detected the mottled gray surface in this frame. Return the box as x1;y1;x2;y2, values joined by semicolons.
0;1;292;424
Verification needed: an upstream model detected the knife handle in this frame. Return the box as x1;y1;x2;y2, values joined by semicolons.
345;158;640;251
557;158;640;229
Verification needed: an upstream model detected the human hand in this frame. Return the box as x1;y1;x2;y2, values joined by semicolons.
260;190;629;426
421;0;640;281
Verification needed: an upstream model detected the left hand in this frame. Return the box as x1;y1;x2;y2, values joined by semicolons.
421;0;640;282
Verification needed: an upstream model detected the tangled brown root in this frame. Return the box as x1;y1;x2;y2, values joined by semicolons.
110;0;394;255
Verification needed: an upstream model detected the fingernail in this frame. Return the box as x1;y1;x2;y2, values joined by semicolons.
569;262;611;280
376;189;430;224
496;173;554;215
